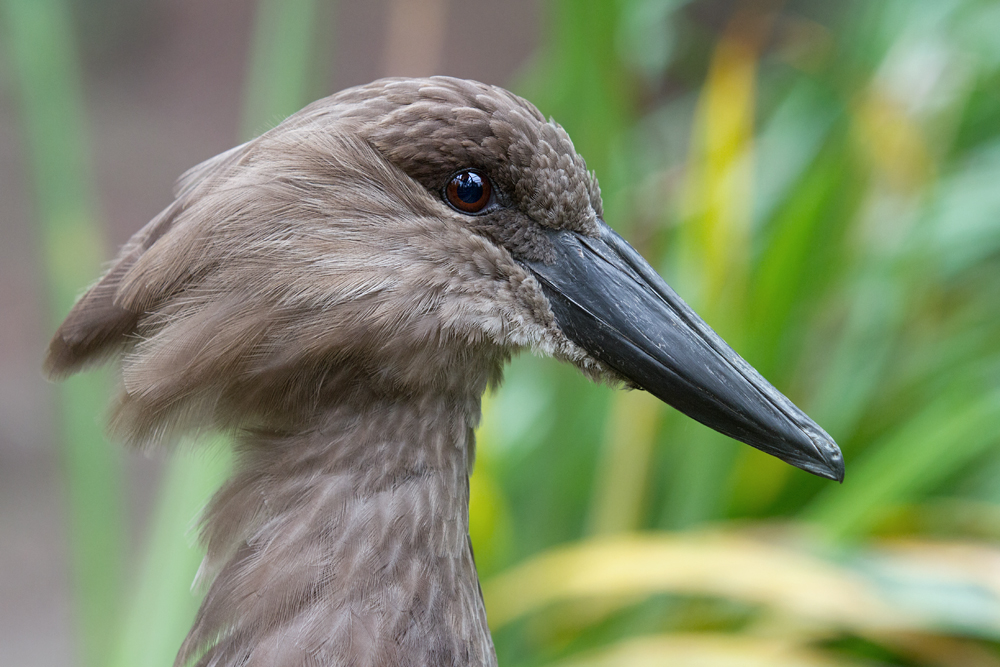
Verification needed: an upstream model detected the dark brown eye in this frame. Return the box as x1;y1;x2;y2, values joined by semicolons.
445;169;492;214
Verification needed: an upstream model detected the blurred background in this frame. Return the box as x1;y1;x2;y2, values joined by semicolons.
4;0;1000;665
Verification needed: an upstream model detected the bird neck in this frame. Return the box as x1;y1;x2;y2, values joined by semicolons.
181;391;497;667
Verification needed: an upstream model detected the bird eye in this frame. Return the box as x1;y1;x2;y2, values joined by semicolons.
444;169;493;214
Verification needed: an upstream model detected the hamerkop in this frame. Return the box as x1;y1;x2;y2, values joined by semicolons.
45;77;842;667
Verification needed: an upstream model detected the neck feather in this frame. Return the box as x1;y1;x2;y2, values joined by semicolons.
177;391;497;667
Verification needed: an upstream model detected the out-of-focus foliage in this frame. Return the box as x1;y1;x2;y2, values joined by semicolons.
2;2;122;666
13;0;1000;665
472;0;1000;664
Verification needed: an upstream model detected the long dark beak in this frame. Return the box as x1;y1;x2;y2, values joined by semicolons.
522;221;844;482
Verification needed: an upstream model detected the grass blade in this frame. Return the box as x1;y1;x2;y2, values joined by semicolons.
806;385;1000;539
1;2;123;665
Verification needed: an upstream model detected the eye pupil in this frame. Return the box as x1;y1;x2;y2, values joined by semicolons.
455;172;484;203
445;169;492;213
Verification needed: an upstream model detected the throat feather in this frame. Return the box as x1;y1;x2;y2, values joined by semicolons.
178;395;497;667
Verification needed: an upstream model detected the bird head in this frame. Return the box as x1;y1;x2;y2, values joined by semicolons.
45;76;842;481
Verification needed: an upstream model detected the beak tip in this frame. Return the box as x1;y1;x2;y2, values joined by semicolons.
832;456;845;483
831;456;846;484
824;456;846;483
807;428;844;483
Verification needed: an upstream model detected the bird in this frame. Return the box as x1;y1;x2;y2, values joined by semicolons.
45;77;843;667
